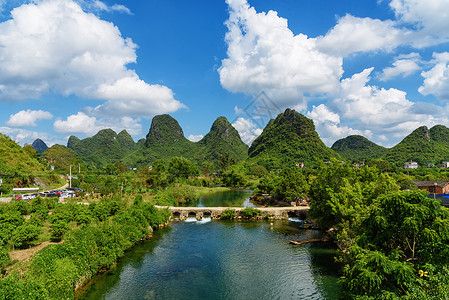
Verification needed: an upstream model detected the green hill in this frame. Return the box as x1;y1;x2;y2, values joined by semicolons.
125;115;248;167
331;135;387;162
382;125;449;166
67;129;137;165
42;145;83;173
248;108;339;168
198;116;248;162
0;134;45;174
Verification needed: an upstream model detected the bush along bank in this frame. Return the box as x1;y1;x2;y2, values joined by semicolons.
0;195;171;300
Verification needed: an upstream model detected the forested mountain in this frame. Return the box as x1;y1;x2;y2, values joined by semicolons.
0;134;44;174
126;114;248;166
331;135;387;162
198;116;248;162
31;139;48;154
67;129;137;165
248;108;339;168
382;125;449;166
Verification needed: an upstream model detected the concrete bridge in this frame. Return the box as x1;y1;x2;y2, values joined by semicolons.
155;205;310;220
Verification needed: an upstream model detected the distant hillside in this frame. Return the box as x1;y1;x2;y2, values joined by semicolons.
248;108;339;168
382;125;449;166
68;129;137;165
0;133;44;174
43;145;83;173
32;138;48;154
331;135;387;162
125;115;248;166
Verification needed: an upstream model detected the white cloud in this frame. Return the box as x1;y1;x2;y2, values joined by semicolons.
306;104;370;146
91;0;132;15
390;0;449;47
54;111;142;136
380;53;421;81
418;52;449;101
0;126;57;146
0;0;184;117
188;134;203;142
54;112;99;134
317;14;406;56
6;109;53;127
335;68;415;128
232;117;263;146
219;0;343;107
88;75;185;116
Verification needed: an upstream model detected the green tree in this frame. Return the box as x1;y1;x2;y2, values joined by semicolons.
167;157;199;180
12;223;42;249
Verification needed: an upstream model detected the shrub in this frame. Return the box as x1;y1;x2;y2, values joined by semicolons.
220;208;235;220
240;207;262;219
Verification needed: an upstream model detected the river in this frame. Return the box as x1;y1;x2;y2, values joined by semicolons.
77;190;342;299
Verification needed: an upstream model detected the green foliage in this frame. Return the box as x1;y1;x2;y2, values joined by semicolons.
12;222;42;249
248;109;340;168
383;125;449;166
250;165;267;177
50;220;70;242
167;157;199;180
67;129;137;166
240;207;262;219
0;133;44;174
309;160;399;230
0;196;171;299
220;208;236;220
340;191;449;298
42;145;82;173
331;135;388;162
220;164;247;187
0;247;10;274
125;115;248;168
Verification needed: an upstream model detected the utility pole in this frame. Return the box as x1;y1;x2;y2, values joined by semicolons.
69;165;72;188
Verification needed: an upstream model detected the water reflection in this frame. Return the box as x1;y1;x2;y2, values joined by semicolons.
78;220;342;300
185;189;254;207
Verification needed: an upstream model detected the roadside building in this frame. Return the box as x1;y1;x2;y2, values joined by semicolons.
404;161;418;169
413;181;449;194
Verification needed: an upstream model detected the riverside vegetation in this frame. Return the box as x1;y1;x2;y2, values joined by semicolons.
1;109;449;299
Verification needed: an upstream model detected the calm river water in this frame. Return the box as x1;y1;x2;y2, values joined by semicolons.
78;191;342;300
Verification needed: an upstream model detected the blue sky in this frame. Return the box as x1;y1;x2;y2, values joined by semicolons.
0;0;449;149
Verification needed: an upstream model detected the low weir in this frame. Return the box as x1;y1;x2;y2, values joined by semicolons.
155;205;310;220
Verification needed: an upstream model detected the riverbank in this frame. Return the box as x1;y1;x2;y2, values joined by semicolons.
0;198;172;299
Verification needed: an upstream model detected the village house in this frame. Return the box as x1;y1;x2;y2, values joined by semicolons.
404;161;418;169
442;162;449;168
413;181;449;194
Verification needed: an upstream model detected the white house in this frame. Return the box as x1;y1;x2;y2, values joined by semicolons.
404;162;418;169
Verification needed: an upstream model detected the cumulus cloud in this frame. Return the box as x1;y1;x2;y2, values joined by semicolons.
418;52;449;101
6;109;53;127
334;68;416;128
219;0;343;107
306;104;370;146
380;53;421;81
0;0;184;117
232;117;263;146
0;126;56;146
54;111;142;136
390;0;449;47
317;14;407;56
187;134;204;142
